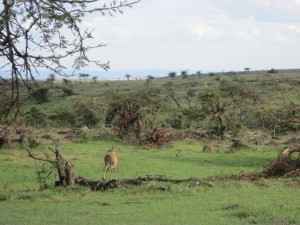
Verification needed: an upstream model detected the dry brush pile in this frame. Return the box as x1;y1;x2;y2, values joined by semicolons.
263;144;300;177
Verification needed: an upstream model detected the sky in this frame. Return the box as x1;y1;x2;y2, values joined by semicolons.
80;0;300;74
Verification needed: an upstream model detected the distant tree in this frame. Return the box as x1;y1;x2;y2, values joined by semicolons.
92;76;98;83
181;70;189;79
125;74;131;80
46;74;56;85
268;68;278;74
196;71;202;78
79;73;90;82
168;72;177;79
0;0;141;120
244;68;251;73
146;75;154;83
63;78;71;84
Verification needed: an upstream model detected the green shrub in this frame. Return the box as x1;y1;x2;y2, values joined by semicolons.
30;88;49;104
49;110;78;128
25;107;48;127
74;130;88;143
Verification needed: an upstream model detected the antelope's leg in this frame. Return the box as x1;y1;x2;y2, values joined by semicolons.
104;165;109;179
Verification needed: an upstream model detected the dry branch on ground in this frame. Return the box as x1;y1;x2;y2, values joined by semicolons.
75;175;213;191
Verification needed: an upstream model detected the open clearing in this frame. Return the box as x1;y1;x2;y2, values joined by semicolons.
1;140;299;225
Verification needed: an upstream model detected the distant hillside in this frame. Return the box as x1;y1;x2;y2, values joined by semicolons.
1;68;300;80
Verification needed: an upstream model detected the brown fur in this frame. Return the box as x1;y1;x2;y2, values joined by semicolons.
104;149;118;179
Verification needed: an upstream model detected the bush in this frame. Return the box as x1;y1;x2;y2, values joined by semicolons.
74;130;88;143
30;88;49;104
25;107;48;127
49;110;78;128
62;87;74;96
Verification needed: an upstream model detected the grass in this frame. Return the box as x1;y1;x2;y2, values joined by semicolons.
1;71;300;224
1;140;300;225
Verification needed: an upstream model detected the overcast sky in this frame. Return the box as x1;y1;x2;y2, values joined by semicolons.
83;0;300;73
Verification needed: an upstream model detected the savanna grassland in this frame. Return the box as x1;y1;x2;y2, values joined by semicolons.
1;71;300;225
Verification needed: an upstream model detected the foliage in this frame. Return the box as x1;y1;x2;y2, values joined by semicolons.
27;135;41;148
125;74;131;80
168;71;177;79
2;70;300;137
25;107;47;127
0;0;141;119
92;76;98;83
46;74;56;85
62;87;75;96
72;96;104;128
79;73;90;82
268;68;278;73
181;70;189;79
49;110;78;128
30;88;50;104
146;75;154;83
74;130;89;143
104;87;165;140
36;163;55;190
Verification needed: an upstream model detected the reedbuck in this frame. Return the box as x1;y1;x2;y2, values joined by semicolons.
103;148;118;179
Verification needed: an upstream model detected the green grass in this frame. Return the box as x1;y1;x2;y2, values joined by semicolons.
1;141;299;225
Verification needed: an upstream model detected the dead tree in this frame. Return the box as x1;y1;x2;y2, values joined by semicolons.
26;139;76;186
264;144;300;177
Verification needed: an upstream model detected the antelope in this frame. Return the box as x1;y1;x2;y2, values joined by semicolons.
103;148;118;179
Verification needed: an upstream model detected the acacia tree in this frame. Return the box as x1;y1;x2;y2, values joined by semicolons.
254;74;300;136
0;0;140;120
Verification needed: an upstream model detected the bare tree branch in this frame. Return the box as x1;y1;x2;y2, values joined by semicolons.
0;0;141;120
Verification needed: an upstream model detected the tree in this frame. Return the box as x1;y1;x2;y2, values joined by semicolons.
104;88;164;141
92;76;98;83
196;71;202;78
0;0;141;120
146;75;154;83
253;74;300;136
79;73;90;82
46;74;56;85
181;70;189;79
26;140;77;187
268;68;278;74
125;74;131;80
244;68;251;73
168;72;177;79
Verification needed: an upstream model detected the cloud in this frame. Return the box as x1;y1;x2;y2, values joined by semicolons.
186;24;222;40
288;0;300;11
235;28;261;41
273;34;290;43
77;0;300;72
208;0;300;22
288;24;300;33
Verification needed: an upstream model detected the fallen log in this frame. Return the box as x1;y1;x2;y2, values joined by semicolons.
75;175;213;191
